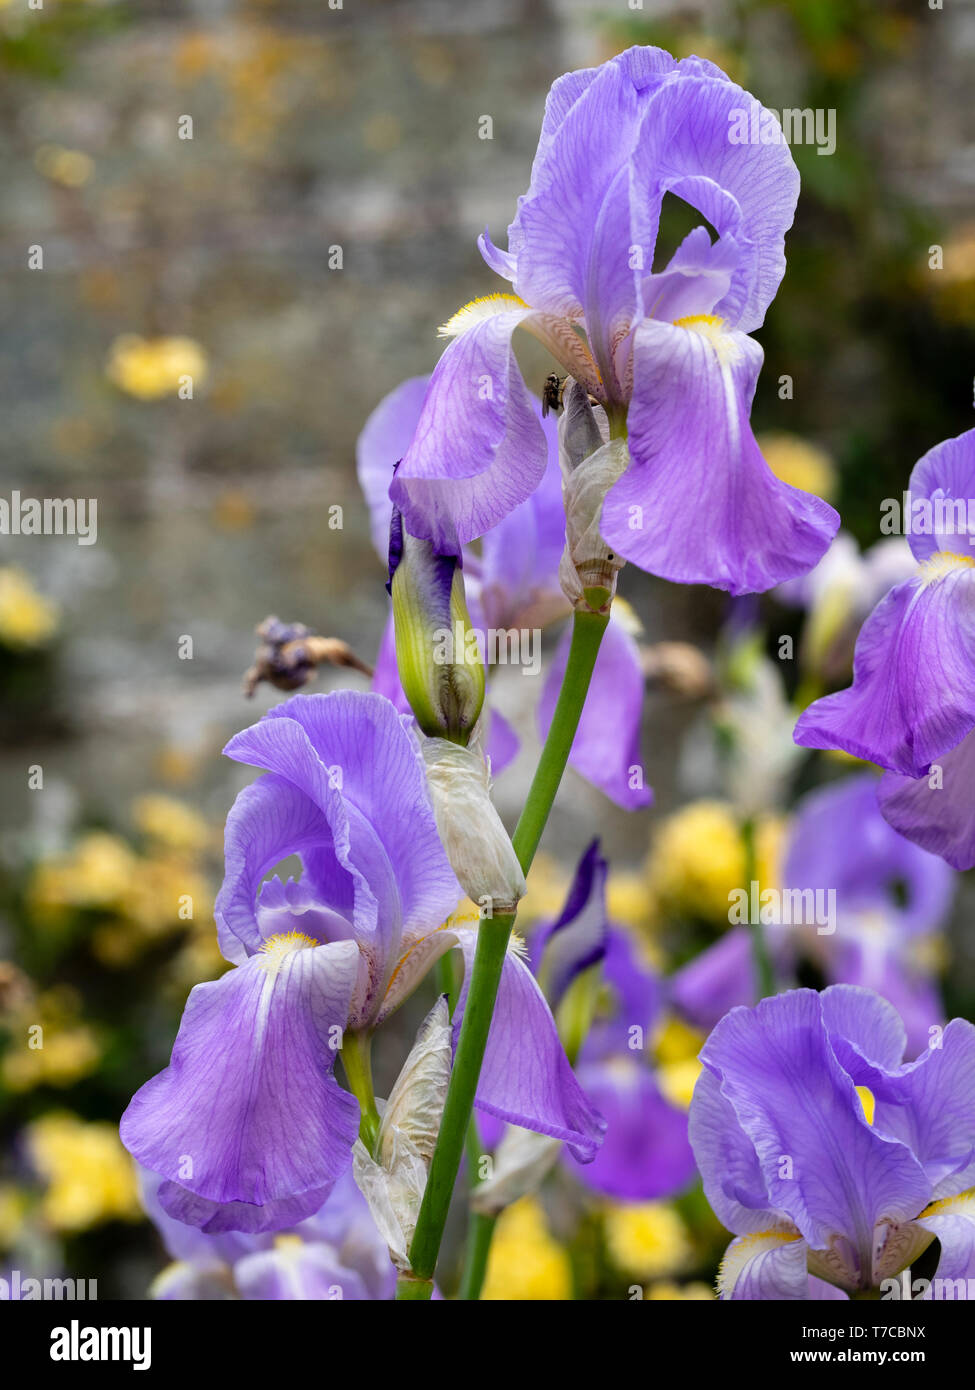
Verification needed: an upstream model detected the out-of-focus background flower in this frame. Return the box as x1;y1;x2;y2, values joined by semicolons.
1;0;974;1299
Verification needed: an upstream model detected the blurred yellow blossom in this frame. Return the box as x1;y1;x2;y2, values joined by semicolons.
132;794;210;856
28;1114;141;1232
481;1198;572;1300
606;870;655;935
646;1280;714;1300
645;801;779;926
653;1016;705;1110
604;1201;691;1280
0;568;59;650
106;334;208;400
657;1059;703;1111
1;986;101;1092
759;433;837;503
29;833;137;920
34;144;94;189
0;1185;29;1249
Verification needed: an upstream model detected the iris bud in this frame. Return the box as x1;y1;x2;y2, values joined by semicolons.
387;503;484;744
558;380;628;613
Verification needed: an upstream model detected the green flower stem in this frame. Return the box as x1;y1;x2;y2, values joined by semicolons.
403;607;610;1299
340;1029;381;1155
457;1210;498;1300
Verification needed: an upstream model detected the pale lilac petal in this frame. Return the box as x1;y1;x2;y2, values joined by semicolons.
794;567;975;776
121;940;361;1234
699;990;930;1276
390;307;547;551
356;376;430;559
879;728;975;871
632;73;800;332
670;928;764;1033
226;693;460;966
916;1193;975;1283
906;427;975;562
538;615;650;809
688;1066;778;1236
719;1232;809;1300
454;938;606;1162
234;1244;370;1301
602;318;838;594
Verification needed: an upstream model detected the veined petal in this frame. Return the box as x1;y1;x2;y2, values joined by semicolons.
389;299;547;551
906;427;975;563
602;316;838;594
793;562;975;776
700;990;931;1284
453;934;606;1162
120;939;361;1234
879;727;975;871
632;73;800;333
538;613;650;809
688;1066;780;1236
718;1230;809;1300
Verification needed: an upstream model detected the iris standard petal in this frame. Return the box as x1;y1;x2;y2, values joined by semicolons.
602;316;838;594
121;938;361;1234
794;562;975;776
905;427;975;563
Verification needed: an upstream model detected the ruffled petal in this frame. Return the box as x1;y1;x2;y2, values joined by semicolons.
602;317;838;594
699;990;931;1282
121;940;361;1234
688;1066;779;1236
538;614;650;809
389;301;548;551
794;564;975;776
906;427;975;563
453;936;606;1162
916;1190;975;1283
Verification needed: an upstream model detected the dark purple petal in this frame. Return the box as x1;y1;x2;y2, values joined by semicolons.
532;840;609;1008
571;1058;695;1200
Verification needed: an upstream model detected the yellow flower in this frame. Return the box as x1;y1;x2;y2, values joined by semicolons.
646;1280;714;1300
29;833;137;919
132;794;210;856
481;1198;572;1300
606;870;655;935
604;1202;691;1280
759;432;837;503
27;1114;141;1232
652;1016;705;1110
0;1185;29;1249
34;144;94;188
0;568;59;649
646;801;779;926
1;986;101;1092
106;334;208;400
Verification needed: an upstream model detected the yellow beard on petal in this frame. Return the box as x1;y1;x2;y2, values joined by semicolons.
257;931;318;976
672;313;743;368
717;1229;802;1298
439;294;529;338
918;550;975;587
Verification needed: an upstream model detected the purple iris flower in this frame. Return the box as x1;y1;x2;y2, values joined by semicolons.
140;1165;397;1301
530;842;696;1200
388;45;838;594
794;427;975;869
357;376;650;808
671;774;953;1055
121;691;604;1235
690;985;975;1299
